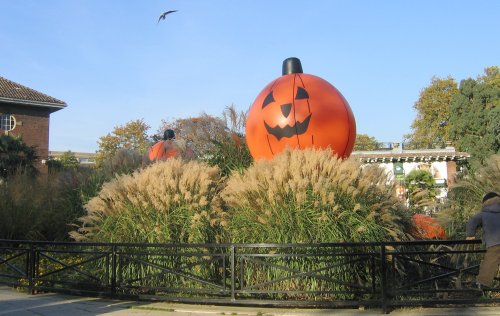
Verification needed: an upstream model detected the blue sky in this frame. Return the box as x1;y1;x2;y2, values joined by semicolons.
1;0;499;152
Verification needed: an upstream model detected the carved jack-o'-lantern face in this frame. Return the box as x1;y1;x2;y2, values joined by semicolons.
246;58;356;160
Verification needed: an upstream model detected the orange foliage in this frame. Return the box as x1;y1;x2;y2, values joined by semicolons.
412;213;446;240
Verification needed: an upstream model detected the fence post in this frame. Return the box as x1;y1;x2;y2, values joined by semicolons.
230;245;236;301
371;255;376;294
28;242;35;295
111;245;117;297
380;243;389;314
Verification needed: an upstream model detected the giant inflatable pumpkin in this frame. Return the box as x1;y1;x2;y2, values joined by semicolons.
246;57;356;160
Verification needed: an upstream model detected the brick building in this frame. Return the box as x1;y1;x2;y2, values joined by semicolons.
0;76;66;173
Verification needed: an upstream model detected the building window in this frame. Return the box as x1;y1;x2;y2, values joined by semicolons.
0;114;16;131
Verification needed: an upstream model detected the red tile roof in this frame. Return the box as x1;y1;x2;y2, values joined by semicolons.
0;76;66;110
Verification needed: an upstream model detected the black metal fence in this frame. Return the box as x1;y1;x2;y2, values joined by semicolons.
0;239;498;312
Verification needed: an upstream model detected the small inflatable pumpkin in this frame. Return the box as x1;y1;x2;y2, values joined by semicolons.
146;129;194;161
246;57;356;160
148;141;178;161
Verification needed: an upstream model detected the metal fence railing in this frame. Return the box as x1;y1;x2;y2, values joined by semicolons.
0;239;498;313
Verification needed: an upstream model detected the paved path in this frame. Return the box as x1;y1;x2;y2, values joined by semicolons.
1;286;498;315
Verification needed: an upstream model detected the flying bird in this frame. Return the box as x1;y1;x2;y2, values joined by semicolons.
158;10;178;23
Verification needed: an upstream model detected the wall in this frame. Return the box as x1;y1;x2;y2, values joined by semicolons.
0;104;50;173
376;160;450;200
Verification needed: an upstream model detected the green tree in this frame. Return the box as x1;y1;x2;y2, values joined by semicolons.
95;119;151;166
48;151;80;172
406;77;458;148
353;134;379;151
480;66;500;89
448;67;500;170
59;151;80;168
405;169;436;212
0;134;38;179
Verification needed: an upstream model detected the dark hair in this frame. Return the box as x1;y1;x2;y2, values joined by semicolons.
482;192;500;203
163;129;175;140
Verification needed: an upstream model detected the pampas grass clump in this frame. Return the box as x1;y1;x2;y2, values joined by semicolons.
222;148;412;243
70;158;226;243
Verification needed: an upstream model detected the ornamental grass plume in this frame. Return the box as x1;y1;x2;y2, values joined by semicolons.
222;148;413;243
70;158;227;244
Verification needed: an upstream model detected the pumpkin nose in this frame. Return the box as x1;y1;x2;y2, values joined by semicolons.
281;103;292;118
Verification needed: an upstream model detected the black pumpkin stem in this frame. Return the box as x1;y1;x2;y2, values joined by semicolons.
282;57;303;75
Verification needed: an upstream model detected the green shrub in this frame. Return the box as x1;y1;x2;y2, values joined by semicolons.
203;106;252;176
204;131;252;176
222;148;413;243
0;134;38;179
404;169;437;212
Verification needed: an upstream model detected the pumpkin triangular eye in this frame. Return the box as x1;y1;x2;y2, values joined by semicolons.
295;87;309;100
262;91;275;109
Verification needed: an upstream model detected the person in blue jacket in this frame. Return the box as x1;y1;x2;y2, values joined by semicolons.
466;191;500;288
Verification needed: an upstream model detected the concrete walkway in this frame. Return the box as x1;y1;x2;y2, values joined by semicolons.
1;286;498;316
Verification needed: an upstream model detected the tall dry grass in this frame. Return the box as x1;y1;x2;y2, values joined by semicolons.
70;158;226;244
0;171;85;240
222;148;413;243
99;148;144;178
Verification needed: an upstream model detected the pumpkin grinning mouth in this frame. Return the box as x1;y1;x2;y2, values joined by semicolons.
264;114;312;140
